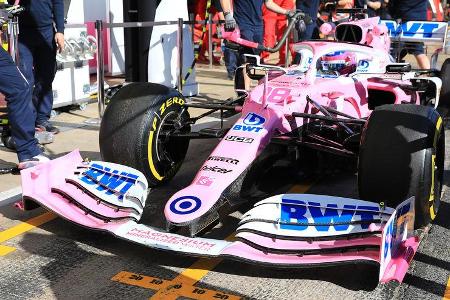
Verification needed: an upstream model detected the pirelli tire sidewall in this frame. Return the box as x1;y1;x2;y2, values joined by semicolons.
358;104;444;228
425;121;445;226
143;94;190;187
99;83;190;188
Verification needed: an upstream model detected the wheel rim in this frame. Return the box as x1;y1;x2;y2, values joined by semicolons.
154;110;189;175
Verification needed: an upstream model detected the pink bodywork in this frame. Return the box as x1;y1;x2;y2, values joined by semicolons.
20;151;127;232
17;17;421;284
19;151;418;283
164;17;419;226
220;27;260;49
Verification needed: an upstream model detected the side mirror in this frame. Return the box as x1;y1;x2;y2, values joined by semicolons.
385;63;411;73
245;64;265;81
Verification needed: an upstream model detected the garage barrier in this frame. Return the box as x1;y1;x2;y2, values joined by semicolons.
91;17;292;121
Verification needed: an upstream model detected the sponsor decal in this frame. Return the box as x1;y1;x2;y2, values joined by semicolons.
169;196;202;215
383;201;411;259
243;113;266;126
80;163;139;199
383;215;395;259
280;198;380;232
382;21;444;39
207;156;239;165
232;124;263;133
126;228;216;250
196;176;214;186
201;165;232;174
357;60;370;71
224;135;254;143
159;96;185;115
233;113;266;133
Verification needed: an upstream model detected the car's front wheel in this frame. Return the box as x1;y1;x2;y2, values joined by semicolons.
99;83;191;187
358;104;444;228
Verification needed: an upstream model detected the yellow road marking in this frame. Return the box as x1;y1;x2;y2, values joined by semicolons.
112;183;313;299
0;245;16;256
444;275;450;300
150;258;226;300
0;211;56;254
286;182;313;194
148;182;313;299
112;271;171;290
112;271;240;300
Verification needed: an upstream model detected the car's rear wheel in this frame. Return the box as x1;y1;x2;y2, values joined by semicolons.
99;83;190;187
358;104;444;228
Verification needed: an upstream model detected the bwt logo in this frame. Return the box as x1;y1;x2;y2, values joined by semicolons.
233;113;266;133
358;60;369;70
280;198;380;232
243;113;266;126
80;163;139;199
383;21;442;38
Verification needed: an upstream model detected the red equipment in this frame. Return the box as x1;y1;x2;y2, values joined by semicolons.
262;0;295;64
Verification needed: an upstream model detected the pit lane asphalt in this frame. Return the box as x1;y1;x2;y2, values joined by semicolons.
0;125;449;300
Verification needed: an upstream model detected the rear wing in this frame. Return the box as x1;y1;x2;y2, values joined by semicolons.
381;20;448;46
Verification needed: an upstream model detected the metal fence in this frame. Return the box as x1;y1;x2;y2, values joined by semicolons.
92;18;292;120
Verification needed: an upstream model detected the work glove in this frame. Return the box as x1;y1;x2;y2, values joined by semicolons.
224;12;236;31
286;9;298;18
286;9;313;24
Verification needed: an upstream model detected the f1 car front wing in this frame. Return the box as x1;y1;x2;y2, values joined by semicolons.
19;150;419;283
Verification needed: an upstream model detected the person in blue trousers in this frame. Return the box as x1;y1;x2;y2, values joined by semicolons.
295;0;320;40
389;0;430;69
214;0;238;80
220;0;294;89
0;47;49;169
221;0;293;61
13;0;65;134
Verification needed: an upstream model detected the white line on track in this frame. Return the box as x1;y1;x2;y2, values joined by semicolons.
0;186;22;207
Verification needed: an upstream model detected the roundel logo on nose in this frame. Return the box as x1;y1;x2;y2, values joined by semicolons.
358;60;369;69
243;113;266;126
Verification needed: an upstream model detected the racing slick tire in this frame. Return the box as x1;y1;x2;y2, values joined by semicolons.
99;82;190;187
439;58;450;107
358;104;444;228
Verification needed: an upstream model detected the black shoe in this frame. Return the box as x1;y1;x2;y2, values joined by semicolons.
36;121;60;134
18;153;50;170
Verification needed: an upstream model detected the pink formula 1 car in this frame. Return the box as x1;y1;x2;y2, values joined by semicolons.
19;12;448;284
